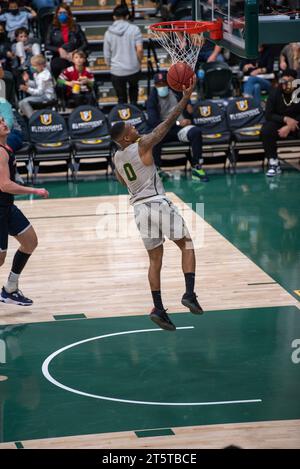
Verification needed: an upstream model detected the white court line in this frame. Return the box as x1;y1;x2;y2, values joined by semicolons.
42;327;262;406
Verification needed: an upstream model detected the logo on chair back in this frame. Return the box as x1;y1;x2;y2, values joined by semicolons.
118;108;131;120
40;114;52;125
80;111;92;122
236;100;248;112
199;106;211;117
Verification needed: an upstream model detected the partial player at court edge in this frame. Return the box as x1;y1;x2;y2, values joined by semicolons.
110;76;204;332
0;117;49;307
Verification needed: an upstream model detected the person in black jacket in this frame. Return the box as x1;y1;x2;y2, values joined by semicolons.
260;69;300;176
45;3;88;79
146;71;206;181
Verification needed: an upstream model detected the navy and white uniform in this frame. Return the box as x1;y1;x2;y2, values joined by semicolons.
0;144;31;252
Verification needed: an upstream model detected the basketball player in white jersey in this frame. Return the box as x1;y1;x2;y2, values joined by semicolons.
111;77;203;331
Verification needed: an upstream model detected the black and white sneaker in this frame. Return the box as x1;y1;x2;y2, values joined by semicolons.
150;308;176;331
0;287;33;306
181;293;204;315
266;164;281;177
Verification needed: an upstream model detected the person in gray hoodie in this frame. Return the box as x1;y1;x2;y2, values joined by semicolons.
104;4;143;105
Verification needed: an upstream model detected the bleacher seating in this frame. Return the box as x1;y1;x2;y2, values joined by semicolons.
0;0;298;180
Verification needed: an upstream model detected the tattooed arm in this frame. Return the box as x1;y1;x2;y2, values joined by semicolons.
138;76;196;166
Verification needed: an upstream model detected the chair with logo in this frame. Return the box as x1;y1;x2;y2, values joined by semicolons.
108;103;149;134
109;102;194;171
68;105;111;178
226;97;265;171
191;99;231;168
108;103;150;169
13;111;33;182
28;109;72;181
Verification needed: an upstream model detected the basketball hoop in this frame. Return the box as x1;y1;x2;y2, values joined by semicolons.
149;20;223;70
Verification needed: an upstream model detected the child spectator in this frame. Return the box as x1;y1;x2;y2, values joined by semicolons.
18;54;55;118
12;27;40;68
0;1;37;41
57;49;95;106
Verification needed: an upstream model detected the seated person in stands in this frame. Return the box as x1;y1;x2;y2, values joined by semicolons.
168;0;193;20
0;21;14;69
280;42;300;78
57;49;95;107
18;54;55;118
45;3;88;79
0;23;16;105
146;71;207;182
12;27;40;68
197;40;224;64
260;69;300;177
0;1;37;41
241;44;274;106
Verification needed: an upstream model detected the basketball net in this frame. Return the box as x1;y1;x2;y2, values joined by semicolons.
150;26;204;71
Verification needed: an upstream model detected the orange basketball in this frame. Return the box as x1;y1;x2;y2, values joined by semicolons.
167;62;195;92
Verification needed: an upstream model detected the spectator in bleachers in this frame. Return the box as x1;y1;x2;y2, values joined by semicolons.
146;71;207;182
104;3;143;105
46;3;88;79
57;49;95;107
280;43;300;78
18;54;55;118
0;21;13;69
167;0;193;20
197;40;224;64
241;44;274;106
0;24;16;105
260;69;300;177
12;27;40;68
0;1;37;41
32;0;60;12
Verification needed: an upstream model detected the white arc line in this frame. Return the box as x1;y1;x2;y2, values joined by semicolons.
42;327;262;406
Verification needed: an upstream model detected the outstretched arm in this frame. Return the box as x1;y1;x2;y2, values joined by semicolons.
0;148;49;197
138;77;196;165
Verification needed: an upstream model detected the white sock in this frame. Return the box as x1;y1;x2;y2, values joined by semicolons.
270;158;279;166
5;272;20;293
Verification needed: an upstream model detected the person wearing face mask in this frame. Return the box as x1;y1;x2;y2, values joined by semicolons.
260;69;300;177
0;1;37;41
46;3;88;80
146;71;207;182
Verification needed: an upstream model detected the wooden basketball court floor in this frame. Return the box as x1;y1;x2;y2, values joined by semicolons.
0;185;299;449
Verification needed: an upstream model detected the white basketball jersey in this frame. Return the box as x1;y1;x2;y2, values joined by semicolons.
114;142;165;205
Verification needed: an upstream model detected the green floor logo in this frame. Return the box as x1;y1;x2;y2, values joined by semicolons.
291;339;300;364
0;339;6;364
